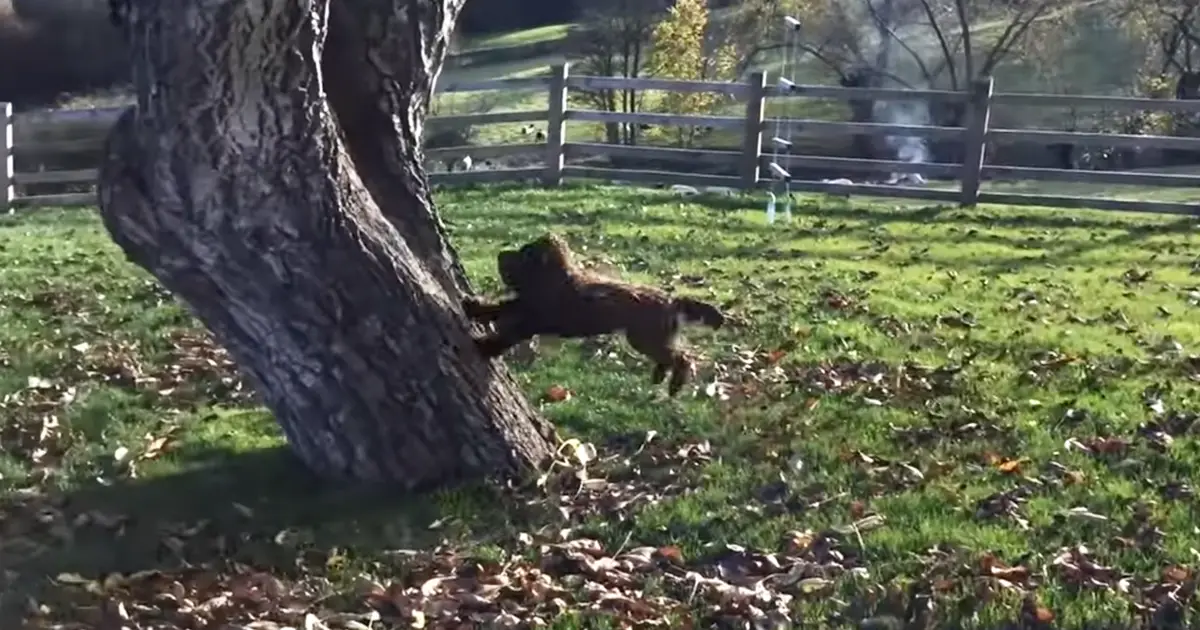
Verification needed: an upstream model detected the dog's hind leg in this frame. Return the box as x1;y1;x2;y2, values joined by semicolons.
665;351;696;397
626;323;691;394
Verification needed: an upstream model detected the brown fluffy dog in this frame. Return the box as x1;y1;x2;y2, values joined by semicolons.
464;233;726;396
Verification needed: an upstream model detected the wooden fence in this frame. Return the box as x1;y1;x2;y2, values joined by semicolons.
5;63;1200;215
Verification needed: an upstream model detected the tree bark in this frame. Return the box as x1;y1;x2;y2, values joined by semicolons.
840;70;878;160
323;0;469;297
98;0;555;487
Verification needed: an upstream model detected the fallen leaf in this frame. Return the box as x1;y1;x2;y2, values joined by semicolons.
996;459;1022;474
54;573;90;585
1163;565;1190;583
558;438;597;467
544;385;571;403
656;545;684;565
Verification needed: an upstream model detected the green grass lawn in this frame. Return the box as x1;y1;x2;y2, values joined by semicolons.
4;186;1200;628
464;23;574;51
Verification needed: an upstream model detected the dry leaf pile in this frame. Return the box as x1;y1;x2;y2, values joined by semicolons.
524;435;712;524
25;528;861;629
25;426;1194;629
1;328;250;491
702;346;965;406
13;434;882;629
357;532;853;630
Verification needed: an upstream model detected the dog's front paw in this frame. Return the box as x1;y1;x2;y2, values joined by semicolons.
462;297;488;317
473;335;509;359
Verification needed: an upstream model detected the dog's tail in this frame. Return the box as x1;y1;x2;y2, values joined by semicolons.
672;296;726;329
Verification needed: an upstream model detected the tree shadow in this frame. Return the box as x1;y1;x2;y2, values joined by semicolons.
442;187;1199;272
453;216;1192;274
0;444;536;623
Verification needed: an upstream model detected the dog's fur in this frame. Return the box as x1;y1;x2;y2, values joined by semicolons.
464;233;725;396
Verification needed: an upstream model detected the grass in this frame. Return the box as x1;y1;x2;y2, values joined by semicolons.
837;173;1200;205
463;23;574;51
5;186;1200;627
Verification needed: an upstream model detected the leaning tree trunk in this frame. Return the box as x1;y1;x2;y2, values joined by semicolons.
98;0;556;487
323;0;470;297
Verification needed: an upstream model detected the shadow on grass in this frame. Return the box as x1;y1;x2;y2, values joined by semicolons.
453;220;1194;275
444;182;1195;237
7;186;1195;274
439;187;1198;274
0;445;534;624
442;182;1198;230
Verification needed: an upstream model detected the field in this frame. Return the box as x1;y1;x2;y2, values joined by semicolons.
4;185;1200;628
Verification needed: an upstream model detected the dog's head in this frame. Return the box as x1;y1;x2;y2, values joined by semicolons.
496;248;529;289
497;233;574;290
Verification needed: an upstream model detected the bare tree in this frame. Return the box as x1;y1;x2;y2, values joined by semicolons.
795;0;1057;92
571;0;668;145
1108;0;1200;163
1121;0;1200;98
99;0;556;487
789;0;1058;160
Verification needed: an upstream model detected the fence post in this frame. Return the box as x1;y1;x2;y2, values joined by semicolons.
1;102;12;213
739;72;768;190
543;63;569;186
958;76;994;208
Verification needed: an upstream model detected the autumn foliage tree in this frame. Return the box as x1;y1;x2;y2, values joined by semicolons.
98;0;556;488
646;0;738;147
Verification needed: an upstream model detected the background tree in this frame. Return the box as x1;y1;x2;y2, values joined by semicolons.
98;0;556;488
1120;0;1200;98
571;0;669;145
645;0;739;147
0;0;127;109
1112;0;1200;163
792;0;1061;91
791;0;1063;160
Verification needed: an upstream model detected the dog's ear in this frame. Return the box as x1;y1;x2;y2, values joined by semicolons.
497;249;524;288
536;234;571;269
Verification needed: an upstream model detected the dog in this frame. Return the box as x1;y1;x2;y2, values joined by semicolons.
464;233;726;396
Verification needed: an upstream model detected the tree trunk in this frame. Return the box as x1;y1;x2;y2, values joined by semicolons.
98;0;555;487
323;0;469;297
931;101;966;166
840;71;877;160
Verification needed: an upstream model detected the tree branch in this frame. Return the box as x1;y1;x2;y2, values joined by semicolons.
863;0;937;86
921;0;960;88
796;41;854;80
978;1;1054;77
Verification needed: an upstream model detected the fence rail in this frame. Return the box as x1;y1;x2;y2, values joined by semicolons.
4;63;1200;215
